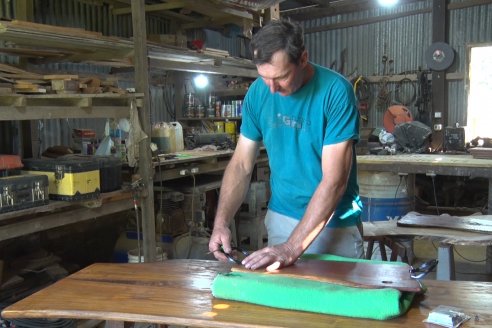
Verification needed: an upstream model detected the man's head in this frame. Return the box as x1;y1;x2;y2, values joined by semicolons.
250;19;310;96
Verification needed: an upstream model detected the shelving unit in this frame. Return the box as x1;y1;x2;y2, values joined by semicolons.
0;92;143;240
178;116;242;121
0;11;258;261
0;189;134;242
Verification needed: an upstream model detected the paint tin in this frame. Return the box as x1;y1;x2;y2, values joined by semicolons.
214;121;225;133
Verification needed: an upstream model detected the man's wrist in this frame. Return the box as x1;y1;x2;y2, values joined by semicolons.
213;217;230;230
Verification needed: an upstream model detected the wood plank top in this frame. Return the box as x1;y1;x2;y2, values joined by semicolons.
357;154;492;167
363;220;492;246
357;154;492;178
231;259;422;292
2;260;492;327
398;212;492;234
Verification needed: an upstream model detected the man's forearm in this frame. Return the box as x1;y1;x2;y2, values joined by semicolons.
214;161;253;228
287;178;346;256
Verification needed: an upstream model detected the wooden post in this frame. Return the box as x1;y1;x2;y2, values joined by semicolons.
430;0;448;150
131;0;157;262
264;3;280;23
15;0;35;158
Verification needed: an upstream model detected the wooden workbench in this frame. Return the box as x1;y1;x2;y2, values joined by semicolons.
2;259;492;327
357;154;492;212
357;154;492;276
153;148;268;182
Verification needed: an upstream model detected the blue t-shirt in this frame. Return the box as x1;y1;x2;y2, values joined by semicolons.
240;63;362;227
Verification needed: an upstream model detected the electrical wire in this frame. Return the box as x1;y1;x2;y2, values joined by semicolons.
429;175;440;215
394;78;417;106
390;174;405;219
187;173;197;259
353;75;370;101
453;247;487;263
429;240;487;265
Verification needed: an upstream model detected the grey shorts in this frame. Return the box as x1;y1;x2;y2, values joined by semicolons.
264;209;365;259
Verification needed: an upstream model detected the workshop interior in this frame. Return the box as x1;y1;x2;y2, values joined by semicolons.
0;0;492;327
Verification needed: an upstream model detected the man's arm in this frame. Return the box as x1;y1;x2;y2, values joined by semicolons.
209;135;260;261
242;140;354;270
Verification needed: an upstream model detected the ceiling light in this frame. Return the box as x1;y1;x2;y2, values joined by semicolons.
193;74;209;89
378;0;398;7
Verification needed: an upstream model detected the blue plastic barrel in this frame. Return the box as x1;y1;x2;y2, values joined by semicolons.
358;171;414;222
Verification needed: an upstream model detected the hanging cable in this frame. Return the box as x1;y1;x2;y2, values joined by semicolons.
394;78;417;106
428;173;440;215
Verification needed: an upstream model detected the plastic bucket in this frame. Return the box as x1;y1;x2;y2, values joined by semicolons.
128;246;167;263
358;171;414;222
151;122;172;153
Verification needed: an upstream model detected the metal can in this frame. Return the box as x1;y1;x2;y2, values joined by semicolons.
214;121;225;133
215;100;222;117
196;105;205;118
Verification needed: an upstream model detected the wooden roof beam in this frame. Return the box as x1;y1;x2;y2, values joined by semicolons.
112;1;186;15
181;1;254;20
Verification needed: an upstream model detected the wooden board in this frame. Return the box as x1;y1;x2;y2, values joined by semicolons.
231;259;422;293
469;147;492;159
398;211;492;233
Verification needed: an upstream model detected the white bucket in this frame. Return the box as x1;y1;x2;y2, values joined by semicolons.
151;122;172;153
128;246;167;263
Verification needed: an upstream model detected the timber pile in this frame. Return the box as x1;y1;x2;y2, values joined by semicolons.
0;19;134;66
469;147;492;159
202;47;230;57
0;63;126;95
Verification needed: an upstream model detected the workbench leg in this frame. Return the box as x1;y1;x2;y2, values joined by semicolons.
437;243;455;280
487;179;492;274
379;240;388;261
365;239;375;260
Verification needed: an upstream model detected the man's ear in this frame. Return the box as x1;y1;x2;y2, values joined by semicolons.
299;50;308;67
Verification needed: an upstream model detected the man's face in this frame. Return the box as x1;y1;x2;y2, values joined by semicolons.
256;50;307;96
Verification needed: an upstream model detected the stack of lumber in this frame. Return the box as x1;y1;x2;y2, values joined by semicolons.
0;63;126;95
0;19;134;66
202;47;230;57
469;147;492;159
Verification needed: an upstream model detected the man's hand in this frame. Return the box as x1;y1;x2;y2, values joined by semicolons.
208;225;233;262
241;242;299;271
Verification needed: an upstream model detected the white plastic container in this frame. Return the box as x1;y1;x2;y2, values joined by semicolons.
170;121;184;152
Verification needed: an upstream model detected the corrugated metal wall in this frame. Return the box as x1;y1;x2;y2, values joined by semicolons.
301;0;492;130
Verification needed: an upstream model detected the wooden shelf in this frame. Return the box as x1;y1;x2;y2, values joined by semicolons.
0;93;144;121
0;189;134;242
214;88;248;97
178;116;242;121
0;20;258;78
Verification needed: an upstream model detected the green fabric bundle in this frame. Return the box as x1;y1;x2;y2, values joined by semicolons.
211;254;417;320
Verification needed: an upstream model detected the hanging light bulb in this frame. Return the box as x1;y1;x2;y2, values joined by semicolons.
193;74;209;89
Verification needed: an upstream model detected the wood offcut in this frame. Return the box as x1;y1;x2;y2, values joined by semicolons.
398;211;492;234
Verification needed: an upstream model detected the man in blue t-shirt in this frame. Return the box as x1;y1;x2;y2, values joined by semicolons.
209;19;364;271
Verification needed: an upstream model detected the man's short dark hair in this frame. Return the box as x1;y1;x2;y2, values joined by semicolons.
250;19;305;65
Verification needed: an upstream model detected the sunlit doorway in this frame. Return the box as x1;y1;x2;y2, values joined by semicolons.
466;44;492;142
